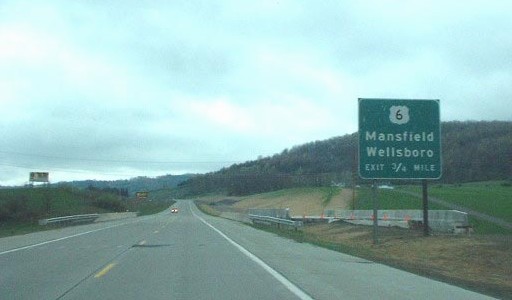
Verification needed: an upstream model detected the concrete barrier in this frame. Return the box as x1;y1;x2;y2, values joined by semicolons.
247;208;291;219
290;210;470;233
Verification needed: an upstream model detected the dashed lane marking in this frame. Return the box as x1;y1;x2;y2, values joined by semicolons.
94;263;116;278
189;202;313;300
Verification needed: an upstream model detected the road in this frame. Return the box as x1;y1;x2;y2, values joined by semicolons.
0;200;495;299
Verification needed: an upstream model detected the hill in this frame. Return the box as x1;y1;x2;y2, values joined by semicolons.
176;121;512;196
59;174;193;196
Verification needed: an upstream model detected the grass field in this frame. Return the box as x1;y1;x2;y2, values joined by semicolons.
355;187;445;210
355;181;512;234
404;181;512;223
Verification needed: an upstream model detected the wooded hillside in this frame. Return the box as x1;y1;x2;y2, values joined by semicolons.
175;121;512;196
60;174;192;196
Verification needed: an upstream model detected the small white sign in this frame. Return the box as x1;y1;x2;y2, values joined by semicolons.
389;106;410;125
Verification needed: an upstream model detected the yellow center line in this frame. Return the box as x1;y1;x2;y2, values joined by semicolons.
94;263;116;278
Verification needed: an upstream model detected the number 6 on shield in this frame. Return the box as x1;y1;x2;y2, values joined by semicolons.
389;106;409;125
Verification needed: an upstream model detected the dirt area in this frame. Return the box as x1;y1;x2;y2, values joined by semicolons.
230;188;353;216
304;222;512;299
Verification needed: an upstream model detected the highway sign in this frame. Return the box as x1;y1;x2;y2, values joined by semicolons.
136;192;148;199
30;172;49;182
358;98;441;179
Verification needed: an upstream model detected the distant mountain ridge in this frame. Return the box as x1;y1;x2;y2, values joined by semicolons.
59;174;194;196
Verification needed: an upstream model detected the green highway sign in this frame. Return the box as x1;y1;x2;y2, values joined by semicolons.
358;98;441;179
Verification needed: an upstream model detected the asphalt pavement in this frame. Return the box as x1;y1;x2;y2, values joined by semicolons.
0;200;496;299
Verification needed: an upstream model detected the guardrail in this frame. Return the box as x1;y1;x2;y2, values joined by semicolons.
248;214;303;229
248;208;291;219
39;214;100;226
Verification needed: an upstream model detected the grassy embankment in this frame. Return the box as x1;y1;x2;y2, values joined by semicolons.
195;202;222;217
200;181;512;299
0;187;173;237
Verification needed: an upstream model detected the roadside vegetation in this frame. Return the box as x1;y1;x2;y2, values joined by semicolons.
0;186;173;237
195;202;222;217
0;186;123;222
131;200;175;216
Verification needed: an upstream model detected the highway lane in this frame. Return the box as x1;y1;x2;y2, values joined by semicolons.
0;202;302;300
60;201;301;300
0;200;495;299
0;213;170;299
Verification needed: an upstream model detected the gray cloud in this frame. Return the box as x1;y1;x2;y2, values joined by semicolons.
1;0;511;185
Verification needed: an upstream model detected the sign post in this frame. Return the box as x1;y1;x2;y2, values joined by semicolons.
422;179;429;236
372;180;378;244
358;98;441;238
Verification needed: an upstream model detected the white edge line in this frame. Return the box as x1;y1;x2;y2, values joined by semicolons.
190;202;313;300
0;219;140;256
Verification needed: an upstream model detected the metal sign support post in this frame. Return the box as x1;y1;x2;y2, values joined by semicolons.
422;179;429;236
372;180;378;245
352;150;357;210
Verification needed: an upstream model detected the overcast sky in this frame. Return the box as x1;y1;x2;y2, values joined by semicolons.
1;0;511;186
